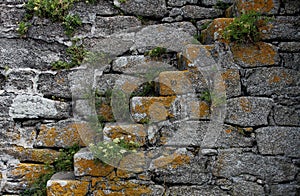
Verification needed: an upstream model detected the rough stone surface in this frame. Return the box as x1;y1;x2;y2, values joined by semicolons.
232;181;264;196
256;127;300;158
274;105;300;126
114;0;168;18
225;97;273;126
182;5;223;19
9;95;70;119
281;53;300;70
4;69;36;93
243;67;300;96
270;184;300;196
213;150;298;182
168;185;228;196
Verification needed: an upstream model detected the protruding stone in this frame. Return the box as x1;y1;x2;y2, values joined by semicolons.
256;127;300;158
225;97;273;126
74;148;114;177
47;172;89;196
182;5;223;19
9;95;70;119
35;120;85;148
233;0;280;16
4;70;35;93
159;71;193;95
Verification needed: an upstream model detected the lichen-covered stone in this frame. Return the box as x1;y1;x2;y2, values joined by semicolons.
233;0;279;15
256;127;300;158
213;149;298;182
182;5;223;19
35;120;85;148
38;71;72;99
225;97;273;126
114;0;168;18
168;185;228;196
221;68;241;98
9;94;70;119
230;42;279;68
47;172;89;196
103;124;146;146
131;96;175;123
243;67;300;96
74;148;114;177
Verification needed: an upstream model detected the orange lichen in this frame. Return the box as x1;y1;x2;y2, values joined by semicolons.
75;158;114;177
153;153;191;169
239;97;252;112
11;163;52;183
225;129;232;134
122;81;139;94
47;181;89;196
98;102;114;122
231;42;277;66
269;75;281;83
236;0;275;14
159;71;193;95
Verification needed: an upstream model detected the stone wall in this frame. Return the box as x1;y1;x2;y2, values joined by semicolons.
0;0;299;195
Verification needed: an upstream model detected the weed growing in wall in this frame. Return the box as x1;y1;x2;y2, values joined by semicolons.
222;11;270;44
145;47;167;58
21;144;80;196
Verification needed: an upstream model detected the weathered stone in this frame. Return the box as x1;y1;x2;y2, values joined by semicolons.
182;5;223;19
1;147;59;163
201;18;234;44
243;67;300;96
270;184;300;196
164;22;197;37
38;70;72;99
9;94;70;119
47;172;89;196
225;97;273;126
274;105;300;126
4;69;35;93
0;94;13;119
278;42;300;52
167;0;198;7
169;185;228;196
232;181;264;195
280;0;300;15
0;38;66;70
264;16;300;41
221;68;241;98
35;120;85;148
0;3;25;38
213;150;298;182
94;16;141;37
256;127;300;158
114;0;168;18
202;0;234;6
133;24;195;52
281;53;300;70
131;96;175;123
233;0;280;15
74;148;114;177
103;124;147;146
151;149;210;184
231;42;279;68
196;19;213;31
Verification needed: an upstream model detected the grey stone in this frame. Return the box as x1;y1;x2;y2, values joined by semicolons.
94;74;120;96
94;16;141;37
0;4;25;38
256;127;300;158
9;94;70;119
169;8;182;17
4;69;36;93
168;185;228;196
202;0;233;6
213;150;298;182
0;73;5;90
133;24;195;52
196;19;213;31
270;184;300;196
281;53;300;70
225;97;273;126
114;0;168;18
201;149;217;156
38;71;72;99
182;5;223;19
152;150;210;184
274;105;300;126
232;181;264;196
0;38;66;70
0;94;14;119
279;42;300;52
167;0;198;7
281;0;300;15
243;68;300;96
222;68;242;98
265;16;300;41
163;22;197;36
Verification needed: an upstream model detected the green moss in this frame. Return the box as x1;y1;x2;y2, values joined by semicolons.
17;21;31;37
63;14;82;37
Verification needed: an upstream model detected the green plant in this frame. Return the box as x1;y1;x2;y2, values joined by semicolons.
119;0;126;3
17;21;31;36
21;144;80;196
52;40;86;70
145;47;167;58
214;1;232;10
222;11;268;44
63;14;82;37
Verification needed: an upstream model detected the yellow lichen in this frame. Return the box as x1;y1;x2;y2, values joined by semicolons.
239;97;252;112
